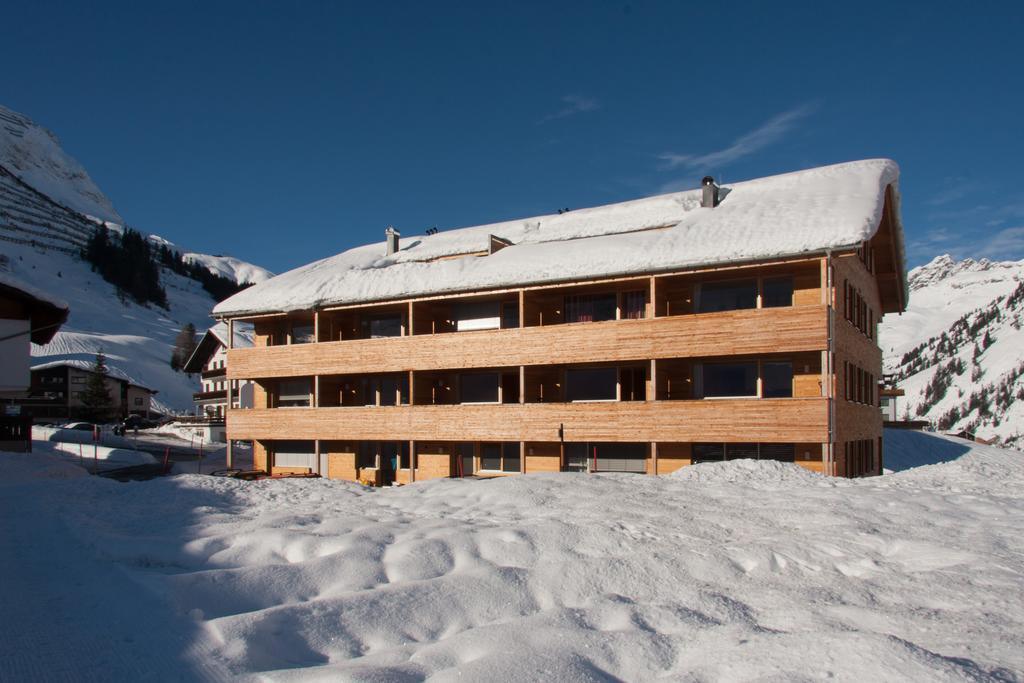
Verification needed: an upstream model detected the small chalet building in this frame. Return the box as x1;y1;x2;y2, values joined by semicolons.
181;322;254;442
25;362;157;422
0;273;68;450
213;159;908;481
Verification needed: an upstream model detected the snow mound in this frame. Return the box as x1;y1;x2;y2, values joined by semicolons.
668;458;825;484
0;451;88;482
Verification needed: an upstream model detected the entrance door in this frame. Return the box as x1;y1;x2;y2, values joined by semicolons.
380;442;398;484
457;443;475;477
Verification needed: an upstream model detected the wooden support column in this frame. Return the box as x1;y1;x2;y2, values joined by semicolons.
520;441;526;474
650;442;658;476
225;318;234;469
410;440;416;482
648;276;657;318
408;370;415;405
519;366;525;404
314;375;320;408
518;289;525;328
648;359;657;402
408;301;414;336
315;439;321;476
313;310;320;342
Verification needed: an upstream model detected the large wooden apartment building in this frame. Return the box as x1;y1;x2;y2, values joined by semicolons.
214;159;907;482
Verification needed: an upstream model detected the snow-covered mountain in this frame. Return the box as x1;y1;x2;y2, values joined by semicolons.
0;103;272;414
880;254;1024;447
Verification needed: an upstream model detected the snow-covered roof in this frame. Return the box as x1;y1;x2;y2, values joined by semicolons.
30;359;157;392
214;159;905;317
208;321;254;350
182;322;254;373
0;272;69;312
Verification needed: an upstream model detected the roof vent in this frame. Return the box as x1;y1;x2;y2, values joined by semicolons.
701;176;719;208
385;226;400;255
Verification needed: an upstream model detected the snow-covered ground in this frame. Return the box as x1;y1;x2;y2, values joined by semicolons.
1;430;1022;681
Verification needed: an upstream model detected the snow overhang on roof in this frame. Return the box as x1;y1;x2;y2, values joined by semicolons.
213;159;906;318
0;273;70;344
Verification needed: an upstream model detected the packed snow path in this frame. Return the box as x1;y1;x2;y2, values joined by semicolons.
1;433;1023;681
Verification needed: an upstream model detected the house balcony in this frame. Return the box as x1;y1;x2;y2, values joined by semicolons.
193;389;227;403
227;397;829;444
228;305;829;380
201;367;227;379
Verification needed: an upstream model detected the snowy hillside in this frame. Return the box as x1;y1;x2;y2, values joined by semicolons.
0;103;271;414
880;254;1024;447
2;431;1023;680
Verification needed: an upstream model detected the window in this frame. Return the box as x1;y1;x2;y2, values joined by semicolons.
71;376;85;384
501;442;520;472
693;443;725;463
362;314;403;338
762;277;793;308
291;324;315;344
726;443;758;460
697;280;757;313
501;302;519;329
620;366;646;401
698;362;758;398
71;391;84;399
357;441;378;469
277;378;312;407
134;397;143;406
456;301;501;332
591;442;646;472
480;443;501;471
759;443;795;462
459;373;499;403
622;291;646;319
762;362;793;398
565;293;616;323
566;367;617;402
274;440;315;469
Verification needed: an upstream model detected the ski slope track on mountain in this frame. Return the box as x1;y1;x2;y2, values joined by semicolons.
1;430;1022;681
0;102;271;413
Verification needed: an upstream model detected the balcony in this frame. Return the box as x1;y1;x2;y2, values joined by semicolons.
201;367;227;379
228;397;829;444
193;389;227;402
228;305;828;380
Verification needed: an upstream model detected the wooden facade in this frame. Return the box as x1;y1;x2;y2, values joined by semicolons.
222;196;905;482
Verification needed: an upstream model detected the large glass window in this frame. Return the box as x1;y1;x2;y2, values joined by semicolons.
456;301;501;332
565;293;617;323
291;324;315;344
502;442;520;472
762;277;794;308
274;440;315;468
697;280;757;313
692;443;725;463
759;443;795;462
592;442;646;473
566;367;617;402
277;378;312;407
501;302;520;329
726;443;759;460
480;443;502;471
363;314;403;338
698;363;758;398
762;362;793;398
459;373;499;403
622;291;646;319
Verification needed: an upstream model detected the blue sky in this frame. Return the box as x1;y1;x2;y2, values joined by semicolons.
3;1;1023;274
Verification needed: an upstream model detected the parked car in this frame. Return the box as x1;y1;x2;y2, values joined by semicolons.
64;422;98;432
122;415;158;430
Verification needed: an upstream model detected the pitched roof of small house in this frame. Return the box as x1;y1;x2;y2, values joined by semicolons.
0;273;69;344
182;322;254;374
213;159;907;318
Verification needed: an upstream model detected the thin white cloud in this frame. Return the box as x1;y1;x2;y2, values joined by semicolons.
659;103;817;172
977;225;1024;259
539;95;600;123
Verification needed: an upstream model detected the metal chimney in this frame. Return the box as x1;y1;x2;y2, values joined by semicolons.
385;226;400;255
701;176;719;208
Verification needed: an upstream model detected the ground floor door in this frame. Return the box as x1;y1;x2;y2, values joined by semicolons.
564;442;647;473
456;443;475;477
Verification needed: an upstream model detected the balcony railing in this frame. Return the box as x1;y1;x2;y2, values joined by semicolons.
193;389;227;402
228;397;829;444
201;367;227;379
229;306;828;380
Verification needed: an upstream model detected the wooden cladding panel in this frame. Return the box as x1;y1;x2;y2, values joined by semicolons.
229;306;829;380
229;398;828;444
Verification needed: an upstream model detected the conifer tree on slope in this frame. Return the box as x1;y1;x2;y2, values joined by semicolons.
171;322;198;371
80;352;115;422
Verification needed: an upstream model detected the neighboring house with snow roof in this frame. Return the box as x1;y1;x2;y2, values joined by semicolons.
214;159;908;481
181;323;254;442
23;361;157;422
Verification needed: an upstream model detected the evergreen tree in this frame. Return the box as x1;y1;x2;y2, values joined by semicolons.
171;323;198;370
80;352;115;422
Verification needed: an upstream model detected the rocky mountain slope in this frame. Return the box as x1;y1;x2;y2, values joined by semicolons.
880;255;1024;447
0;103;272;413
